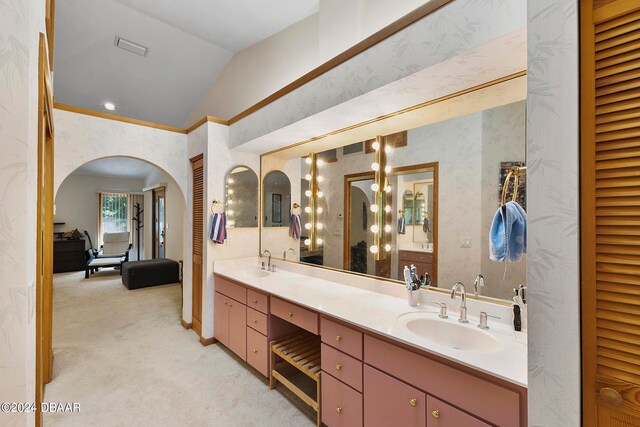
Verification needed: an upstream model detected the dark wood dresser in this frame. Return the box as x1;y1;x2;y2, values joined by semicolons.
398;250;434;283
53;239;86;273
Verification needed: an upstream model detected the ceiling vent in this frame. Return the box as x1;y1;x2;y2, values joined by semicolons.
113;36;149;57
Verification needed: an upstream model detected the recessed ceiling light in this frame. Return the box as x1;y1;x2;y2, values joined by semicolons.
104;102;116;111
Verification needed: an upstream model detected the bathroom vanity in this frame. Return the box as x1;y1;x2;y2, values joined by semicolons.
213;259;527;426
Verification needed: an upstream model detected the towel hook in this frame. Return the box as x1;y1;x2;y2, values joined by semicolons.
501;166;526;206
211;199;224;214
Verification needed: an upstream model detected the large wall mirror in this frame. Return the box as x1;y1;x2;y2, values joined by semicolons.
225;166;258;228
260;76;526;302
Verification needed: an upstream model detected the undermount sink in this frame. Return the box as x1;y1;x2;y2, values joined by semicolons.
235;269;270;279
397;314;504;353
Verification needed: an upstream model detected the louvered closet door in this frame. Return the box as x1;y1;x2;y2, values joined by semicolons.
191;155;204;335
582;1;640;425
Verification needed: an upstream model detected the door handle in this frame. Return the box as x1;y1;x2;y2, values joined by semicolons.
599;387;622;406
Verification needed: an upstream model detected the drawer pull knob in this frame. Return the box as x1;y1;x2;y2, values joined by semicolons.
599;387;623;406
336;407;342;414
228;303;233;307
253;349;258;354
409;398;417;407
253;299;258;303
431;410;440;419
336;364;342;371
252;319;257;323
335;335;342;342
288;312;293;317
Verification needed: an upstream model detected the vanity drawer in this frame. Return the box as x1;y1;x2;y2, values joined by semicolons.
321;317;363;360
322;343;363;392
426;395;489;427
364;365;426;427
246;307;267;335
215;275;247;304
247;289;268;314
322;371;363;427
270;297;318;334
364;335;520;427
246;327;268;377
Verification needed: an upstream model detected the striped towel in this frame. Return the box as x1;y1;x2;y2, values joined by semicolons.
423;216;430;233
289;214;301;240
398;217;406;234
209;213;227;244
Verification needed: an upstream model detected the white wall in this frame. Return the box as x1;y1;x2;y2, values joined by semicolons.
53;175;145;252
187;0;438;123
0;0;45;425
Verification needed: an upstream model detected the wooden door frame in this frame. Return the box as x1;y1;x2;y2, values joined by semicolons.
152;187;166;258
36;32;54;427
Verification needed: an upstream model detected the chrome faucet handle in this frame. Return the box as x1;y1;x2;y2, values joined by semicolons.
430;301;448;319
261;261;266;270
478;311;501;330
270;263;277;273
473;274;485;297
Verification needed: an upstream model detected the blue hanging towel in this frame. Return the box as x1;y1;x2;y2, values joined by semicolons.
289;214;301;240
490;201;526;262
209;213;227;244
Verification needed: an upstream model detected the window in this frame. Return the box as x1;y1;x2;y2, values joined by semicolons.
99;193;130;239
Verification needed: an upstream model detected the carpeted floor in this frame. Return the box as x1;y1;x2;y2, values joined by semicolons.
44;269;314;427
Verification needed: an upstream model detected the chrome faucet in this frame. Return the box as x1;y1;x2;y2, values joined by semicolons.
450;282;468;323
473;274;485;297
260;250;272;271
283;248;295;261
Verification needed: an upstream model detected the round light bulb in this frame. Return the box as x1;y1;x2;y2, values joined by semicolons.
385;165;392;173
370;245;379;254
385;244;391;251
304;206;311;213
305;190;312;197
384;205;391;213
370;225;379;233
305;174;312;181
304;239;311;246
317;175;324;182
384;224;392;233
228;200;233;205
305;157;312;164
227;220;235;226
316;238;323;245
227;178;234;184
227;210;234;215
304;223;311;230
370;204;379;213
317;207;323;214
384;185;392;192
228;189;234;195
316;223;323;230
371;183;380;192
385;145;392;154
372;141;380;150
371;162;380;171
317;191;324;198
317;159;324;166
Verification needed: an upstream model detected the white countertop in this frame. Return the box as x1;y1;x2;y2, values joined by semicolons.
214;257;527;388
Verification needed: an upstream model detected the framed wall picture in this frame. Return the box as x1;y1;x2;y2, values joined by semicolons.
272;193;282;224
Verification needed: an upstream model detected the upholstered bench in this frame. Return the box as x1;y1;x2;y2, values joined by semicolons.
121;259;180;290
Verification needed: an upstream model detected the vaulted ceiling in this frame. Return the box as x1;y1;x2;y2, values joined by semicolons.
53;0;319;127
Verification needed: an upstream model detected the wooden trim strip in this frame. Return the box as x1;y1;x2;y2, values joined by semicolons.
181;319;192;329
260;70;527;157
185;115;229;133
199;336;217;346
53;102;188;134
227;0;454;125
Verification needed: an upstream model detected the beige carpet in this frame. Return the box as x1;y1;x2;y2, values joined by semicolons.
44;269;314;427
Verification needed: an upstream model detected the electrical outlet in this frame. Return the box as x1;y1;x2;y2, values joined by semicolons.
460;237;472;248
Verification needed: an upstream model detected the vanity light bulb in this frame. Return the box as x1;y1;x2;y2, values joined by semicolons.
371;183;380;192
305;174;312;181
304;206;311;213
317;207;323;214
384;205;391;213
317;159;324;166
370;204;379;213
227;210;234;215
371;162;380;171
227;220;235;226
370;225;379;233
317;175;324;182
227;178;234;184
317;191;324;198
228;189;234;195
304;239;311;246
305;157;312;164
384;145;392;154
372;141;380;150
370;245;379;254
305;223;312;230
317;238;323;245
385;244;391;251
384;185;392;192
228;200;234;205
305;190;312;197
385;165;392;174
384;224;392;233
316;223;323;230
